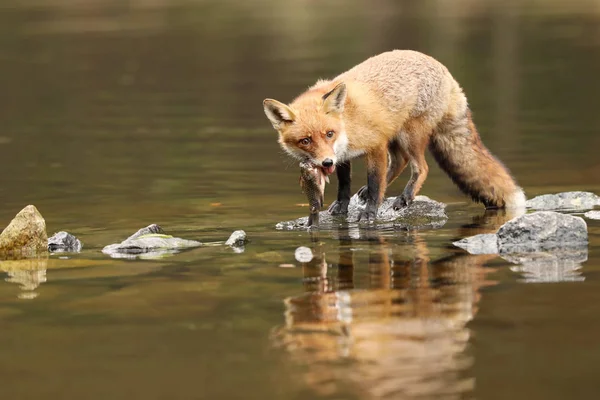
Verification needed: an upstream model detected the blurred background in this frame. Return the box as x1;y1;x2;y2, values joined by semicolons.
1;0;599;231
0;1;599;399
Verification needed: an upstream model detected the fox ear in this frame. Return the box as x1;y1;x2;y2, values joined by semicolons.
322;82;347;114
263;99;296;129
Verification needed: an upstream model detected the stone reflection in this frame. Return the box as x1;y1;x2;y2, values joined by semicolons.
272;227;499;399
457;208;588;284
0;257;48;299
505;250;587;283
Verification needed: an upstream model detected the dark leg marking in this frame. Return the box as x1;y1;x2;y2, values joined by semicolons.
328;161;351;215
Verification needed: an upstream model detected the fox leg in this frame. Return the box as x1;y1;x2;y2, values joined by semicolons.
328;160;352;215
394;138;430;210
356;140;408;202
386;140;409;186
358;147;388;222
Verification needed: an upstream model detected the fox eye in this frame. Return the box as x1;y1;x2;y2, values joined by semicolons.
299;138;311;146
326;130;335;138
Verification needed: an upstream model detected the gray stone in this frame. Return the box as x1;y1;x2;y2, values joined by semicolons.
276;195;447;230
102;224;202;259
452;234;498;255
47;231;82;253
497;211;588;253
0;205;47;256
225;230;247;247
453;211;588;255
526;191;600;211
584;210;600;220
125;224;165;240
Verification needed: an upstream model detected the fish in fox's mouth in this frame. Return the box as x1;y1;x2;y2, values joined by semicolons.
299;160;331;227
300;162;330;186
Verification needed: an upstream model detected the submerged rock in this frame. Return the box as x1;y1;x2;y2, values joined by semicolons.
453;211;588;254
47;231;82;253
584;210;600;220
276;195;447;230
102;224;202;259
526;191;600;211
255;251;285;263
0;205;47;256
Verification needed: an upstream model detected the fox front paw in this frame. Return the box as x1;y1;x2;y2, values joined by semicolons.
357;209;376;223
328;199;349;215
357;201;378;223
393;194;413;210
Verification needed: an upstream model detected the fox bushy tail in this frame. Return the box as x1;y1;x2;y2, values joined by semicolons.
429;110;525;209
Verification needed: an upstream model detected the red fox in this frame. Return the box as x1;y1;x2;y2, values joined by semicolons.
263;50;525;221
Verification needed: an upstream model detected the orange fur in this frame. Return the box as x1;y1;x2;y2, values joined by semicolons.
263;50;525;212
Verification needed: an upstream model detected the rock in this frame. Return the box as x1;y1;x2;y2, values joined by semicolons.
102;224;202;259
584;210;600;220
503;249;587;283
0;205;47;256
294;247;313;263
497;211;587;253
255;251;284;263
276;195;447;230
126;224;165;239
453;211;588;255
47;231;82;253
526;191;600;211
225;230;247;247
452;234;498;255
454;212;589;283
225;230;247;253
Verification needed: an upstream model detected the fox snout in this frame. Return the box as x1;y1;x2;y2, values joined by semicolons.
321;158;334;167
303;152;336;169
316;156;336;175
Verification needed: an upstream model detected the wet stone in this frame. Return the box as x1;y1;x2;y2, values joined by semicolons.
225;230;247;247
276;195;447;230
0;205;48;257
126;224;165;239
453;234;498;255
102;224;202;259
584;210;600;220
294;247;313;263
47;231;82;253
497;211;588;253
526;191;600;211
453;211;588;255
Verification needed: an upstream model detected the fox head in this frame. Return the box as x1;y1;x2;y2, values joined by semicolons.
263;82;348;174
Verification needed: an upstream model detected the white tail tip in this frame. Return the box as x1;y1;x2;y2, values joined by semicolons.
506;188;526;209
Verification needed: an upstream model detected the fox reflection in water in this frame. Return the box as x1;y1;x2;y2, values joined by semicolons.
271;211;515;399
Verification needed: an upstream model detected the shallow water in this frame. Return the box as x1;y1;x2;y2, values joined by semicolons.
1;0;600;399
